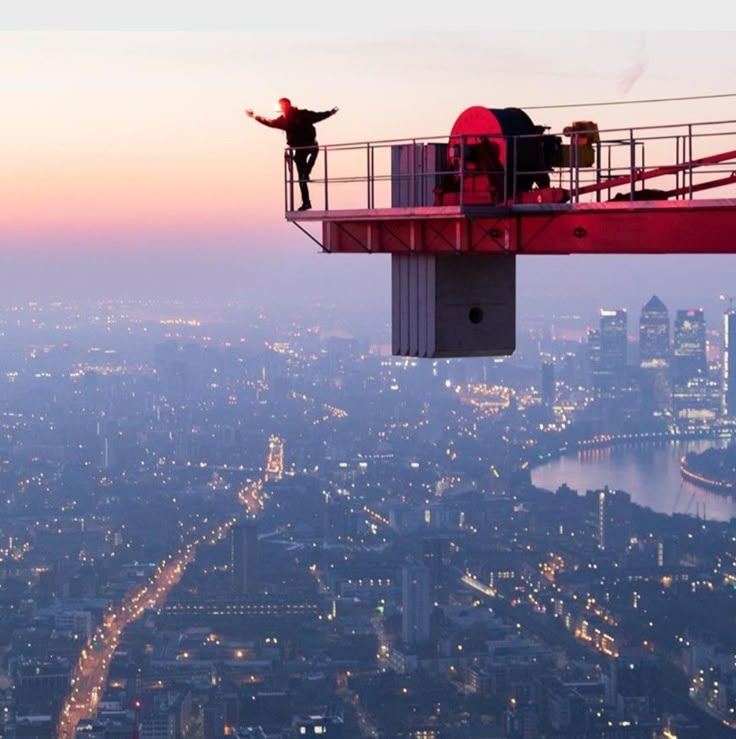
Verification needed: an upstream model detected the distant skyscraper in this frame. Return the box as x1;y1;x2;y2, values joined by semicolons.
590;309;627;393
600;309;628;370
401;564;431;647
421;538;447;603
639;295;670;368
587;328;601;371
671;309;714;422
230;521;258;595
672;309;706;386
596;486;631;554
101;437;111;470
723;311;736;417
541;360;555;407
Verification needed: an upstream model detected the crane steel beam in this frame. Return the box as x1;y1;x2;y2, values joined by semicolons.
293;199;736;255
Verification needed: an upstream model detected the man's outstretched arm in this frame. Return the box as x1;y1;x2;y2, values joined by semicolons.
306;107;339;123
245;110;287;130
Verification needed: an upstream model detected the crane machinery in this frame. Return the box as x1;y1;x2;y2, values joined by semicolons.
284;105;736;358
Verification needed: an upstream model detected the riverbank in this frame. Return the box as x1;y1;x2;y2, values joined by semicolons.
680;451;736;496
530;438;736;522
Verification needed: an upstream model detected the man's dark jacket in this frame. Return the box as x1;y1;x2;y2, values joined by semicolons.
255;108;334;147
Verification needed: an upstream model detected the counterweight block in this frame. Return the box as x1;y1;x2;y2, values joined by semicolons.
391;253;516;358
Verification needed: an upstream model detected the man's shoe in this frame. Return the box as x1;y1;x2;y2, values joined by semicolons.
298;202;312;211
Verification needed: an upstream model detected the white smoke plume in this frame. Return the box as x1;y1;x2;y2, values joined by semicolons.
619;34;648;95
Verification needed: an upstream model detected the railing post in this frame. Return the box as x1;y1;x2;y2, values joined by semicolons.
323;146;329;212
371;144;376;209
288;148;295;212
512;135;518;204
687;124;694;199
366;142;371;210
569;134;575;200
640;142;645;195
629;129;636;201
573;132;580;202
502;135;508;204
411;138;417;208
460;136;465;208
595;139;602;202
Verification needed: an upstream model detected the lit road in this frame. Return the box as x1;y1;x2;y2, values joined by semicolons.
56;517;237;739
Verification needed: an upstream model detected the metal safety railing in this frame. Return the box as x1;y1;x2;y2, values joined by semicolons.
283;118;736;214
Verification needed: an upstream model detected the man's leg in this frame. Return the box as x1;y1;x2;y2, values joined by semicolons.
305;146;319;179
293;150;311;209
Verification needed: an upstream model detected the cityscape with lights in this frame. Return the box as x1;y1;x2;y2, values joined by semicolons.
0;295;734;739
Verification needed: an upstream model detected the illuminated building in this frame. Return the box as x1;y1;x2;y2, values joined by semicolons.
639;295;670;368
265;436;284;481
230;521;258;596
590;309;627;394
163;596;321;620
421;537;447;602
292;712;344;737
723;310;736;417
401;564;431;647
672;309;706;386
541;359;555;407
600;309;628;369
596;486;631;554
671;309;712;421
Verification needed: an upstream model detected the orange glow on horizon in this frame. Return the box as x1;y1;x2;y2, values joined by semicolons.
4;31;736;246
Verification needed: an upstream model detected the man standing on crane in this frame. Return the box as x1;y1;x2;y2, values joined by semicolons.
246;98;339;211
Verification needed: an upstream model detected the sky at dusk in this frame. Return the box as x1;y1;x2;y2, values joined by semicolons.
3;19;736;333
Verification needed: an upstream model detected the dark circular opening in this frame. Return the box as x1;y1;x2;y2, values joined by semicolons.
468;306;484;324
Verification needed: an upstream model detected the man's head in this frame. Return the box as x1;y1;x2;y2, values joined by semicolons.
278;98;292;114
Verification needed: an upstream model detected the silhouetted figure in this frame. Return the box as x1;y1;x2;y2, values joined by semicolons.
246;97;339;211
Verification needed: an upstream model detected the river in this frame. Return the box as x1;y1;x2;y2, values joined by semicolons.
531;439;736;522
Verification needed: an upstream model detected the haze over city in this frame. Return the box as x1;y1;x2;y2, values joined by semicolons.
2;13;736;739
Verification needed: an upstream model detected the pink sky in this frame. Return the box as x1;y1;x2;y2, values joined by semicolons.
3;30;736;248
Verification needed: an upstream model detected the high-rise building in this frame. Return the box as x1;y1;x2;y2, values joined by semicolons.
590;309;627;393
541;360;555;407
587;328;601;374
723;310;736;417
672;309;706;386
639;295;670;368
596;486;631;554
671;309;711;422
421;538;448;603
401;564;431;647
230;521;258;596
600;309;628;370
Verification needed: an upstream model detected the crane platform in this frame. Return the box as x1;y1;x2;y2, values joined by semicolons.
283;110;736;357
288;199;736;255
